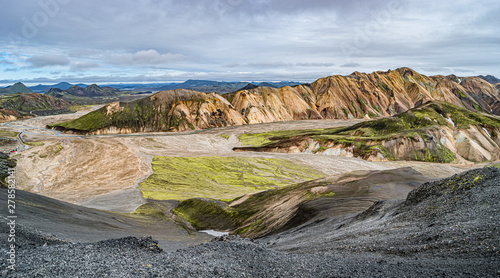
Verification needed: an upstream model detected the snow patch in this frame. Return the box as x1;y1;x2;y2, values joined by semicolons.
482;127;491;137
441;114;455;127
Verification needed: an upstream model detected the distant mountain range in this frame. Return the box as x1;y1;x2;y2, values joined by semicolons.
154;80;301;94
478;75;500;84
30;82;87;93
23;80;301;94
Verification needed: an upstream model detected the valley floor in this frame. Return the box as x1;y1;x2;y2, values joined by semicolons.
4;109;468;212
1;109;498;277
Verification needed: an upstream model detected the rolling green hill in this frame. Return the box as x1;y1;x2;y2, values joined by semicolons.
0;93;73;112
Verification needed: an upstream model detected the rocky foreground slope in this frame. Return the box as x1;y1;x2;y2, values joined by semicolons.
49;68;500;134
1;167;499;277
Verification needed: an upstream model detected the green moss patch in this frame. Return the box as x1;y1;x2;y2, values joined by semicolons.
0;130;18;138
172;179;333;233
25;141;45;147
133;203;168;218
238;128;330;147
139;156;325;200
173;198;238;230
487;163;500;169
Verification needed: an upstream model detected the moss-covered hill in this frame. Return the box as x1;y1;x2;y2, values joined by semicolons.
45;84;128;105
46;84;119;98
0;93;73;112
235;101;500;163
0;82;34;95
49;89;246;134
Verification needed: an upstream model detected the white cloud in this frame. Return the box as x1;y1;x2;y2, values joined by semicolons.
341;62;360;68
0;0;499;82
70;62;99;71
108;49;185;66
26;54;70;68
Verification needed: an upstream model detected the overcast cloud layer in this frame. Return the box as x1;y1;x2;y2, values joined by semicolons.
0;0;499;85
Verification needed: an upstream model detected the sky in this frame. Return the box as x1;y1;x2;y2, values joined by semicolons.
0;0;499;86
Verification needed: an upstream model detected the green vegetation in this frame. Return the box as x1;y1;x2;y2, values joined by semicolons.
444;172;486;192
238;128;329;147
69;104;94;111
458;89;466;98
487;163;500;169
53;144;63;155
219;134;230;140
49;95;200;133
139;156;325;200
49;106;113;132
173;199;238;230
25;141;45;147
378;82;394;97
0;92;72;111
134;203;168;218
172;178;336;235
0;130;18;138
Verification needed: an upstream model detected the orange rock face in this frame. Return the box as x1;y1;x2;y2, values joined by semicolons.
230;68;500;122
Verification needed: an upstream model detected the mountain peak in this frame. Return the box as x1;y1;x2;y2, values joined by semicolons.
478;75;500;84
0;82;34;95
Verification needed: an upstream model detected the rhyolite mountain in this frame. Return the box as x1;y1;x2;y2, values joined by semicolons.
0;82;34;95
234;101;500;163
50;89;246;134
46;84;119;98
0;108;30;123
50;68;500;135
